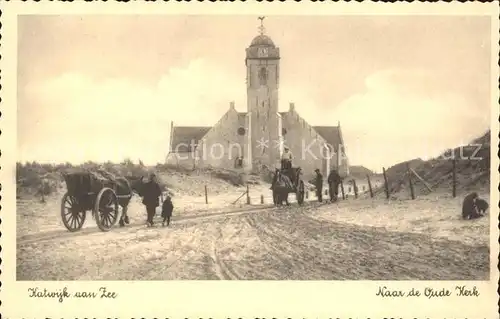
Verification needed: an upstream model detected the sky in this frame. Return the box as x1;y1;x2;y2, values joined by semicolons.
17;15;492;171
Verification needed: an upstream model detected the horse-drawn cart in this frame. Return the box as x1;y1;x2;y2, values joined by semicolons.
270;167;306;206
60;169;133;232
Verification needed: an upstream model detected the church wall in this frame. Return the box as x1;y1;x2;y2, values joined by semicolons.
281;109;329;181
197;107;246;170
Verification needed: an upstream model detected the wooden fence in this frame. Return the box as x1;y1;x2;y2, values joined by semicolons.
198;158;468;206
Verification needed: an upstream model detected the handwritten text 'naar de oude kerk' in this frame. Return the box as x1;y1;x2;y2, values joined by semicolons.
376;285;480;299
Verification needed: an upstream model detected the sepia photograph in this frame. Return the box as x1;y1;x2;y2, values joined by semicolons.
14;13;493;283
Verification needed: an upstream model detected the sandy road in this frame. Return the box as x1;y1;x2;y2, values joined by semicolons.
17;203;276;245
17;199;489;281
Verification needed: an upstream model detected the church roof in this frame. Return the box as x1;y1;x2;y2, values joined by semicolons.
250;34;275;47
170;126;211;153
313;126;343;152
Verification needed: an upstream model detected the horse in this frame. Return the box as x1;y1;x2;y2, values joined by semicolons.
271;167;302;206
112;175;149;227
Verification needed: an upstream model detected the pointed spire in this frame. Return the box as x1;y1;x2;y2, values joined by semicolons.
258;16;266;35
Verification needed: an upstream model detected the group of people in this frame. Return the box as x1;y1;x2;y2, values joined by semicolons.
280;146;342;203
312;168;342;203
139;173;174;227
139;150;489;225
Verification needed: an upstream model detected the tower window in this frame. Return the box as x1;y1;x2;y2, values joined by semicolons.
258;67;268;86
237;127;246;136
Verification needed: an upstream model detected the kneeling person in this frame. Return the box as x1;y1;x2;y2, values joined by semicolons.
476;197;489;214
462;192;488;220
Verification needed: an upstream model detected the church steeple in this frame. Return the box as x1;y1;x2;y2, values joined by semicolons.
245;17;280;172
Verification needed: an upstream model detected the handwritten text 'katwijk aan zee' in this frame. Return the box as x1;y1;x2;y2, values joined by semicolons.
376;285;480;299
28;287;117;303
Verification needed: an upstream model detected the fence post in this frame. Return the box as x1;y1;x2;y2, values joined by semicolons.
352;179;358;199
367;174;373;198
452;158;457;198
260;194;264;204
382;167;390;199
406;163;415;200
246;183;250;204
306;190;309;199
204;185;208;204
340;180;345;200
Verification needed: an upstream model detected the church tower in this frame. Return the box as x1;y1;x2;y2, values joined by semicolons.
245;17;280;172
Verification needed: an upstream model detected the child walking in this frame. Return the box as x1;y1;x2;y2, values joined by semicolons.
161;195;174;227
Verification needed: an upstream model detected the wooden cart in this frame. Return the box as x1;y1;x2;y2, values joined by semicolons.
60;170;133;232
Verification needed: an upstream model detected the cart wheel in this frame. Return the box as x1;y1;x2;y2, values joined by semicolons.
296;180;305;205
61;192;86;232
94;187;119;232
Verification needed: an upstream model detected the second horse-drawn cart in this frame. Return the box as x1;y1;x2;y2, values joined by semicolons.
60;169;134;232
270;166;306;206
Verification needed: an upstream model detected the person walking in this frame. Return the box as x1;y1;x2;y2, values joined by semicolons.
161;194;174;227
327;169;341;202
141;172;162;227
314;169;323;203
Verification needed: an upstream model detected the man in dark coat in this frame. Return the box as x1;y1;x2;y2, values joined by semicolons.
327;169;341;202
314;169;323;203
161;195;174;227
142;173;162;227
462;192;485;220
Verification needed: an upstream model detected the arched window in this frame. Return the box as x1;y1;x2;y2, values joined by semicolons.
258;67;268;86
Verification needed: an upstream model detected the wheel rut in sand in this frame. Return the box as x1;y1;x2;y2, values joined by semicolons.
18;204;278;245
211;226;238;280
241;208;490;280
17;201;489;280
243;209;347;279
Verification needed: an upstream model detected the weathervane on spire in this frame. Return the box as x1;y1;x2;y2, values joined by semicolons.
258;16;266;35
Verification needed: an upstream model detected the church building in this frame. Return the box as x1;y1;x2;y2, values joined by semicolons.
167;19;349;179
